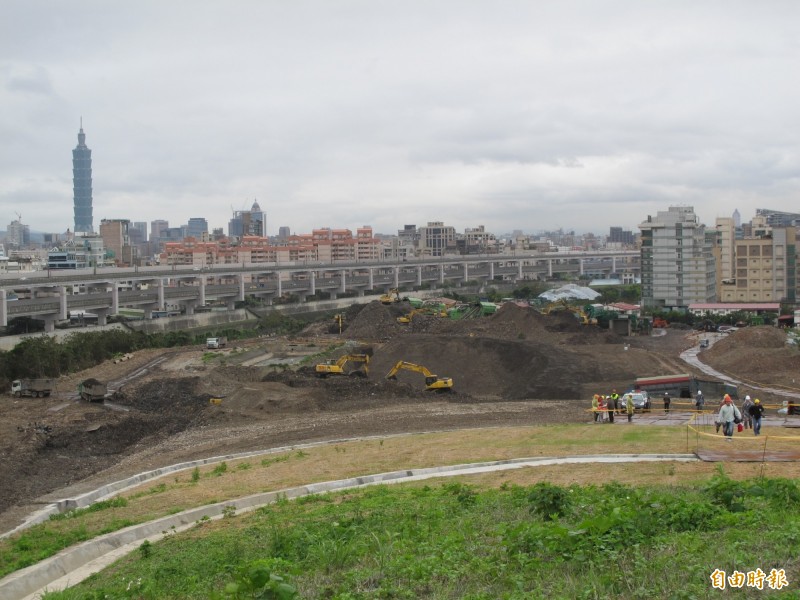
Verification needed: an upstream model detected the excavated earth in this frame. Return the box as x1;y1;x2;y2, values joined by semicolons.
0;302;797;533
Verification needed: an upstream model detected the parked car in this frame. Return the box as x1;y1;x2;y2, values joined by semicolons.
620;391;651;412
699;339;710;348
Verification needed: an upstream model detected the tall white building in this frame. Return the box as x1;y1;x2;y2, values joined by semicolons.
639;206;716;309
6;219;30;249
715;217;736;283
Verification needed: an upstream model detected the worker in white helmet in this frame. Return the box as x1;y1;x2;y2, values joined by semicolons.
741;395;754;429
695;390;705;411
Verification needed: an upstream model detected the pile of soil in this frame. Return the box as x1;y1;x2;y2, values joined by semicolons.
704;327;800;389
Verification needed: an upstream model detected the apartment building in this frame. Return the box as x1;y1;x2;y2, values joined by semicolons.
99;219;134;266
719;227;797;303
639;206;716;309
418;222;456;257
161;226;381;266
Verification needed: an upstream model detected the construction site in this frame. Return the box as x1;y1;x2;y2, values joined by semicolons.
1;298;800;535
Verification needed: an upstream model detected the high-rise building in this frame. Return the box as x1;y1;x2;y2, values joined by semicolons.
6;219;30;249
72;123;94;233
715;217;736;284
130;222;148;244
639;206;716;309
150;219;169;253
229;200;267;238
609;226;634;246
99;219;131;266
187;217;209;239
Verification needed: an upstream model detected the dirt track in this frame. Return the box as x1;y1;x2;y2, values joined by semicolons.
1;303;796;534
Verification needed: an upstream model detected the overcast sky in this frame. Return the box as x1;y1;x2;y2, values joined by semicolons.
2;1;799;239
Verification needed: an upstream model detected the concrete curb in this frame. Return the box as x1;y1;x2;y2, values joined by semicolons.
1;453;698;600
1;434;414;540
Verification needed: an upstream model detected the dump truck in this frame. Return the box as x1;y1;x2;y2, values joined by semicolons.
11;378;55;398
78;379;108;402
206;336;227;349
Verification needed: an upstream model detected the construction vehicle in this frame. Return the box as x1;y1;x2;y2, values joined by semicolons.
11;378;55;398
206;336;227;349
379;288;401;305
478;301;498;316
386;361;453;391
397;309;423;324
448;303;481;320
652;317;669;328
78;379;108;402
315;350;372;377
397;306;446;324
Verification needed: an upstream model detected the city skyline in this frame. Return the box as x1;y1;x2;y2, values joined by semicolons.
2;2;800;236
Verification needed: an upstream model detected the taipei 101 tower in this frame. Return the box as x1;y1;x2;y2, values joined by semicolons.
72;120;93;233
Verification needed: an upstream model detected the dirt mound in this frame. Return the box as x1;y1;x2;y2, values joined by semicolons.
367;333;604;400
704;327;800;388
342;301;403;340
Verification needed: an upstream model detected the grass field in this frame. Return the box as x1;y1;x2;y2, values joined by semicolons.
4;424;800;598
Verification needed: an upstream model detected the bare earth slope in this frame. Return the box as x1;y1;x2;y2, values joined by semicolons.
0;304;789;533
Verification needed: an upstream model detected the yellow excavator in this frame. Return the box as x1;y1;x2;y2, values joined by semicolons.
315;352;371;378
379;288;401;305
385;361;453;391
397;305;448;324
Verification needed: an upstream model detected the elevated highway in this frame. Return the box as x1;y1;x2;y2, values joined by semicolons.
0;251;638;331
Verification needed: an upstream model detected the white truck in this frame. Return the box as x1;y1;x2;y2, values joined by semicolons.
11;378;55;398
206;336;227;349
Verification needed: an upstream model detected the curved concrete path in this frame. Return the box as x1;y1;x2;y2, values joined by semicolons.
2;453;698;600
682;334;800;401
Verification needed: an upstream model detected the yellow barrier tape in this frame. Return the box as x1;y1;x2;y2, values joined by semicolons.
686;412;800;442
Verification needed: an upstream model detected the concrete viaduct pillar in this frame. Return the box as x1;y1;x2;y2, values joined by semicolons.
416;266;422;286
59;286;68;320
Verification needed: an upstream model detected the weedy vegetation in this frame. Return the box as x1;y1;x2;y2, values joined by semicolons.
38;468;800;599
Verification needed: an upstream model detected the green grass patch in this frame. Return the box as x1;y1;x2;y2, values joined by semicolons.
40;470;800;599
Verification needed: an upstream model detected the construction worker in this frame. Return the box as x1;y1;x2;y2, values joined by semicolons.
606;394;615;424
695;390;705;411
626;393;635;422
610;389;621;415
592;394;600;423
749;399;765;436
663;392;671;414
718;395;741;440
741;395;754;429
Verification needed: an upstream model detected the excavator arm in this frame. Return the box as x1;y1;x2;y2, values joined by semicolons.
315;353;371;377
385;361;453;391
